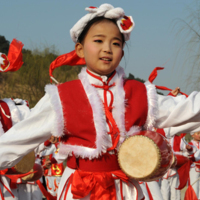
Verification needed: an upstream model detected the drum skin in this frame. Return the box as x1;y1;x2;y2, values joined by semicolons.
118;130;173;181
6;151;35;174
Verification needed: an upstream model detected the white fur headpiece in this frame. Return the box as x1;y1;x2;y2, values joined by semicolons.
70;4;135;43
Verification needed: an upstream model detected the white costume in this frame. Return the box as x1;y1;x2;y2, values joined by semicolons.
40;142;63;197
188;140;200;199
0;98;42;200
140;181;163;200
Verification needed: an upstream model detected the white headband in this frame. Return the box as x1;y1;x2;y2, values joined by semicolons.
70;4;135;43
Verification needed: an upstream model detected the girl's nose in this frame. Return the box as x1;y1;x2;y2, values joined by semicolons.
103;43;112;54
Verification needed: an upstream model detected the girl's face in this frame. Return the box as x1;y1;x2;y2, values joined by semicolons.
192;132;200;141
76;20;124;76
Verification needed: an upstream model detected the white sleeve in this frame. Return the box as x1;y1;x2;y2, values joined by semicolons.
0;93;54;170
155;92;200;136
54;151;68;164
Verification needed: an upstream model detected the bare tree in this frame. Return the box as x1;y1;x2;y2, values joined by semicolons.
174;0;200;92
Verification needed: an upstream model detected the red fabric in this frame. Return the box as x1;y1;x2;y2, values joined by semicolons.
180;133;187;138
58;80;97;148
173;135;182;152
67;153;120;172
44;140;52;147
168;92;175;97
71;170;128;200
155;85;188;97
50;157;57;164
6;170;36;189
175;154;189;168
58;79;148;149
176;160;193;190
51;163;64;176
0;100;12;132
148;67;189;97
3;39;24;72
124;79;148;131
89;70;120;151
156;128;166;137
36;180;56;200
184;185;198;200
148;67;164;83
145;183;153;200
49;50;86;78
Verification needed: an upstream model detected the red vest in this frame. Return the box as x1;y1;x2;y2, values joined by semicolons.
57;79;148;149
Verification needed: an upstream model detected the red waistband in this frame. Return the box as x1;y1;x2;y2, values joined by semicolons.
67;153;120;172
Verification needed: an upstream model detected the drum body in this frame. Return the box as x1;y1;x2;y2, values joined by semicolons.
118;130;173;181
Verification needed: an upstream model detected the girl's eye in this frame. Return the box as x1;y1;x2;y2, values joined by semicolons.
94;40;102;43
113;42;121;46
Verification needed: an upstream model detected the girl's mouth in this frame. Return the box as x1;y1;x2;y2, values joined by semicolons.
100;57;112;61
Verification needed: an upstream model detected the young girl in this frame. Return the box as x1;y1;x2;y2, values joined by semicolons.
1;3;200;200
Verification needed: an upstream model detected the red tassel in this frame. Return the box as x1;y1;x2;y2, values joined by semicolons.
49;50;86;79
5;39;24;72
184;185;198;200
148;67;164;83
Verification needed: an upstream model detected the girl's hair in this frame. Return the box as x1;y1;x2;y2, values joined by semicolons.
77;16;125;45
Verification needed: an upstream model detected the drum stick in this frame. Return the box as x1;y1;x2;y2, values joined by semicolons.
50;76;59;84
192;176;200;186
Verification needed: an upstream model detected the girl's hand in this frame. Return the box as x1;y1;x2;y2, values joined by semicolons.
186;144;192;150
44;160;52;169
171;87;180;96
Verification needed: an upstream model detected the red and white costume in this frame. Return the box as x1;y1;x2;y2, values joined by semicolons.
188;140;200;198
160;133;186;200
139;181;163;200
40;142;64;198
0;98;42;200
1;66;200;200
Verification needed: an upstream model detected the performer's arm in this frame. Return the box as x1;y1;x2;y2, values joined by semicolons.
155;91;200;130
0;93;53;170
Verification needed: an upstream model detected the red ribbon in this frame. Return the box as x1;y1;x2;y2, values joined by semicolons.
148;67;188;97
36;180;56;200
70;170;129;200
176;159;193;190
49;50;86;80
3;39;24;72
148;67;164;83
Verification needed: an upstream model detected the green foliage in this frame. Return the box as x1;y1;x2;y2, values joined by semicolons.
0;45;82;107
0;35;9;54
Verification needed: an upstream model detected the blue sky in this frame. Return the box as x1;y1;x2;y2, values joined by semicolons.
1;0;197;94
